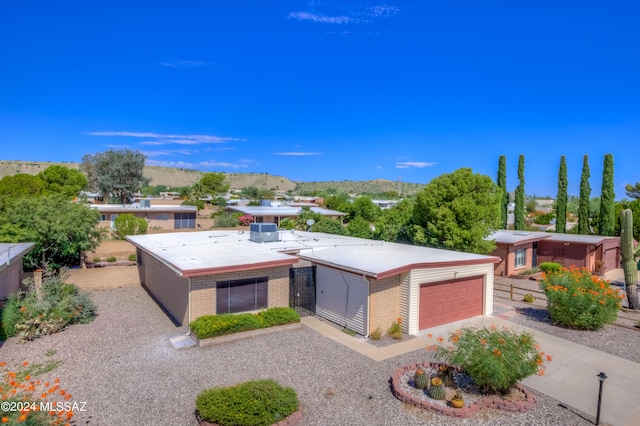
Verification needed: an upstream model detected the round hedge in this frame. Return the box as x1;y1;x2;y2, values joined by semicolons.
196;379;298;426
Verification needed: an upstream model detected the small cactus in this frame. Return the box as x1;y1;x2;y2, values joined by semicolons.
429;377;446;400
438;365;454;387
414;369;429;390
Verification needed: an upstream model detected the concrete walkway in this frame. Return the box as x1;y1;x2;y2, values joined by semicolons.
301;315;640;426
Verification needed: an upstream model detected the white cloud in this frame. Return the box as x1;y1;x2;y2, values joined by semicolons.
141;149;194;157
160;60;207;68
199;160;248;169
273;152;321;156
396;161;437;169
288;12;356;24
147;159;196;168
87;131;243;145
368;5;399;17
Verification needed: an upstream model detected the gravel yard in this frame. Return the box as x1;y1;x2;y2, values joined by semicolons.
0;285;627;426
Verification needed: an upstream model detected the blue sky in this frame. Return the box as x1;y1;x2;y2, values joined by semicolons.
1;1;638;198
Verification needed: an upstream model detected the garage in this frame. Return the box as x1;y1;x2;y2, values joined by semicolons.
315;266;369;335
419;276;484;329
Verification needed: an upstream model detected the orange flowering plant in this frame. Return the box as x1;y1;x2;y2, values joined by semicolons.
427;326;551;394
540;266;622;330
0;360;74;425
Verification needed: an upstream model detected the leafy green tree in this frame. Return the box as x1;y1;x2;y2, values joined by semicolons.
0;174;45;197
497;155;508;228
346;216;373;239
89;149;150;203
578;155;591;234
411;168;501;254
556;156;568;233
313;218;347;235
324;193;350;212
525;198;537;214
39;165;88;198
514;155;525;230
199;172;229;196
348;196;381;222
625;182;640;200
373;199;414;242
113;214;148;239
599;154;615;236
0;195;103;270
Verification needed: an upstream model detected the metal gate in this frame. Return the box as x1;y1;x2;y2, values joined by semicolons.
289;266;316;316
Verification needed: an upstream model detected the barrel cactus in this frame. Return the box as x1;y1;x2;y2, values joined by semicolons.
438;364;454;387
429;377;446;400
414;368;429;390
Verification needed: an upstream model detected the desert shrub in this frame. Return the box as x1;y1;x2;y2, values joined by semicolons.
1;271;97;341
539;262;562;274
429;325;550;394
278;218;294;230
196;379;298;426
128;253;136;261
213;212;239;228
106;256;117;262
238;214;254;226
519;267;540;276
113;213;148;239
370;326;383;340
540;266;621;330
387;317;403;340
92;257;101;263
190;307;300;340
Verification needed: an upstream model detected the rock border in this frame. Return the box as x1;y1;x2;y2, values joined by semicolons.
196;404;302;426
195;322;302;347
390;362;536;419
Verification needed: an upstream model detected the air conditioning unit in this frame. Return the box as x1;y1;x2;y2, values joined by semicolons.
249;223;279;243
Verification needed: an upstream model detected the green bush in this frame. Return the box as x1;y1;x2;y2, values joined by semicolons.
190;307;300;340
387;317;403;339
128;253;136;262
540;266;621;330
539;262;562;273
429;326;550;394
106;256;117;262
1;271;97;341
113;213;148;239
196;379;298;426
519;267;540;276
92;257;101;263
213;212;240;228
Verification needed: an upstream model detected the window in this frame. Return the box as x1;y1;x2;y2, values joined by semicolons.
156;213;169;221
515;248;526;268
216;277;268;314
99;214;107;221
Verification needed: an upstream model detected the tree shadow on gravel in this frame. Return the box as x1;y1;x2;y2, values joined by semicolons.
514;306;552;324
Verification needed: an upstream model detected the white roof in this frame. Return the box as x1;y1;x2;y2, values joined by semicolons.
0;243;35;271
127;230;497;278
488;230;619;246
91;204;197;213
226;206;346;216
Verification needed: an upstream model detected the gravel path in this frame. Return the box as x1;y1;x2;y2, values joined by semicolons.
0;285;623;426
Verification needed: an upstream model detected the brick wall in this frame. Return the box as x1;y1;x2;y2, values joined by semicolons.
190;265;290;321
0;256;24;300
369;274;401;334
142;254;189;325
491;244;509;277
67;266;142;290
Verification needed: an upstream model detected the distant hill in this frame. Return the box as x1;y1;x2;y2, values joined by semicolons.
0;160;423;196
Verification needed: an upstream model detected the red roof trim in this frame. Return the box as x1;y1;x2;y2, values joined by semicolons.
181;258;298;277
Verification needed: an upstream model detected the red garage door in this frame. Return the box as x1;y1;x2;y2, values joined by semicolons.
419;276;484;330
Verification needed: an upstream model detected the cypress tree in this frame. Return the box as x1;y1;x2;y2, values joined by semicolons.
514;155;525;230
498;155;508;229
556;156;567;233
599;154;615;236
578;155;591;235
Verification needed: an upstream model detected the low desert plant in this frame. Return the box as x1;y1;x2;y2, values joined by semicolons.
341;328;356;336
540;266;622;330
519;267;540;276
387;317;403;340
428;325;551;394
196;379;298;426
128;253;136;262
190;307;300;340
92;257;101;263
523;293;535;303
539;262;562;274
106;256;117;262
369;326;383;340
213;212;240;228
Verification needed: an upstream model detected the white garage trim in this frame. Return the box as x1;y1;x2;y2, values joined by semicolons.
403;264;494;335
316;265;369;335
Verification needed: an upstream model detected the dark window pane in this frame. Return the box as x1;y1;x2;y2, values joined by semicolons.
216;277;268;314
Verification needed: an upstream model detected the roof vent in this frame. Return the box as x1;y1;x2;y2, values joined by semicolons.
514;232;531;236
249;223;279;243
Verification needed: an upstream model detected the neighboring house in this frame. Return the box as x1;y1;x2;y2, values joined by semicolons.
127;228;499;336
488;230;621;276
371;199;399;210
0;243;35;300
225;206;346;226
92;202;198;230
534;199;555;214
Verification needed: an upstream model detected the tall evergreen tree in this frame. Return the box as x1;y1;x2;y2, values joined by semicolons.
599;154;615;236
514;155;525;230
555;156;568;233
497;155;508;229
578;155;591;234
